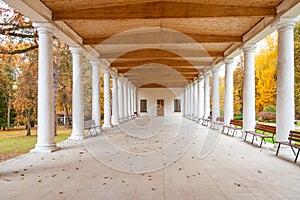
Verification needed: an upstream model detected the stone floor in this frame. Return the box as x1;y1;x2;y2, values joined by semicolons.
1;116;300;200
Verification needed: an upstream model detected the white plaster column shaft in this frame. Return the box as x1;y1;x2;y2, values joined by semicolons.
198;77;204;118
276;19;297;141
69;47;84;140
243;44;256;131
127;83;132;117
187;85;190;116
102;69;112;128
90;60;101;130
224;58;234;126
194;80;199;118
212;68;220;123
184;85;188;116
190;82;194;117
31;23;58;152
123;79;128;119
133;86;137;113
112;75;119;126
204;73;210;118
118;77;124;122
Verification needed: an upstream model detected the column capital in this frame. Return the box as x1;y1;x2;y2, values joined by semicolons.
276;17;298;31
69;46;82;55
89;60;101;67
33;22;55;35
242;43;256;53
224;58;234;64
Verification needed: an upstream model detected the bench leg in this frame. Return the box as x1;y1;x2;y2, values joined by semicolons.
276;143;281;156
244;133;248;141
295;149;300;163
291;146;296;156
259;138;264;148
251;135;255;144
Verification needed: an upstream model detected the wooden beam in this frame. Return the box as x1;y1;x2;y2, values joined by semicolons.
117;67;199;74
111;58;212;67
101;48;222;59
84;32;242;45
53;2;276;20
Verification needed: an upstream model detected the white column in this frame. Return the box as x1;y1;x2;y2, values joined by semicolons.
187;85;190;116
112;75;119;126
184;85;187;116
118;77;124;122
133;86;137;113
190;82;194;118
243;44;256;131
198;77;204;118
123;79;128;120
130;85;134;115
69;47;84;140
90;60;101;130
224;58;234;126
31;23;58;152
212;68;220;123
128;82;132;117
194;80;199;119
204;73;210;118
103;69;112;128
276;18;297;141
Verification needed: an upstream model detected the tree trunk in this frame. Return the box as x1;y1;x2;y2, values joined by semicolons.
65;103;71;125
7;96;10;131
26;109;31;136
53;63;59;136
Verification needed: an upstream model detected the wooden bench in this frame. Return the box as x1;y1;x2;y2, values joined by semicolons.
211;117;224;130
202;117;211;126
221;120;243;136
84;120;101;136
244;123;276;147
276;130;300;162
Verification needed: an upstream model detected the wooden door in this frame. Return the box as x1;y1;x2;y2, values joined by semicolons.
157;99;164;116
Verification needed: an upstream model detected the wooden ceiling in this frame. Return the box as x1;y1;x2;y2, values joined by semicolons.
40;0;286;87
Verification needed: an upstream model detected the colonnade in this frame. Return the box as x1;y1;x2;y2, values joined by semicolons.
184;18;297;144
31;17;297;153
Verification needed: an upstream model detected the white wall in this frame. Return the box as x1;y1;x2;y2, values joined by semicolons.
137;88;184;116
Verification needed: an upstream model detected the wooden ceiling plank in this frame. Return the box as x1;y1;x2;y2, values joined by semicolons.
52;2;276;20
83;32;242;45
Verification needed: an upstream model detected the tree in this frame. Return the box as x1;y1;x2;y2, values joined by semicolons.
233;55;244;116
294;22;300;118
0;51;17;130
13;48;38;135
0;1;37;55
255;34;277;113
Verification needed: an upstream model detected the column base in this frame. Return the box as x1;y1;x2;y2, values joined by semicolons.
102;124;112;129
68;133;85;140
30;144;60;153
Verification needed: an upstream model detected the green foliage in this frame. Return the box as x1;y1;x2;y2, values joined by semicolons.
234;115;243;120
263;105;276;113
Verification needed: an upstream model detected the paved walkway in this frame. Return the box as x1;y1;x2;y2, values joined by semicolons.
1;116;300;200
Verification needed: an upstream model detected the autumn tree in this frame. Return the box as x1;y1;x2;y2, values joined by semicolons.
255;34;277;113
294;22;300;118
233;55;244;116
13;48;38;135
53;40;72;134
0;51;17;130
0;1;37;54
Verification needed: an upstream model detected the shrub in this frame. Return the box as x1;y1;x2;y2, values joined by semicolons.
263;105;276;113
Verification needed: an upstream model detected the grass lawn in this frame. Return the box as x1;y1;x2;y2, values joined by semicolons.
0;126;72;159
